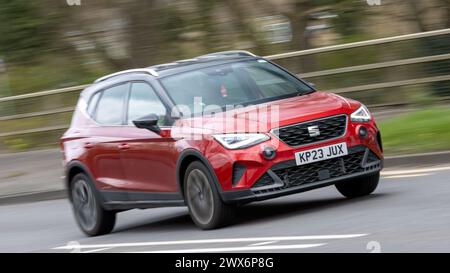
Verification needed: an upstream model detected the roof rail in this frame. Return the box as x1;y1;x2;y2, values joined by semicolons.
94;68;159;83
198;50;258;58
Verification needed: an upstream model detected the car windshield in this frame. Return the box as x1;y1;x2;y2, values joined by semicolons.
160;59;314;115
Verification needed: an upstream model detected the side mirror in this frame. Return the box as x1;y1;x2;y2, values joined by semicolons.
133;114;161;134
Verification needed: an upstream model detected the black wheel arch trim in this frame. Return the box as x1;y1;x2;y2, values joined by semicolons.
65;160;106;204
65;161;93;189
176;148;233;202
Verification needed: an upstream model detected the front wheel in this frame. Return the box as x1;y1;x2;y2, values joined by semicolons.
70;173;116;236
335;172;380;198
184;161;235;230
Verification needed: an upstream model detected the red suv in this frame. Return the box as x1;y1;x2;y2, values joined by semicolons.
61;51;383;236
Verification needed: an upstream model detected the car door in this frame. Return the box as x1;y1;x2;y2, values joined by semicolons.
86;83;129;191
119;82;178;193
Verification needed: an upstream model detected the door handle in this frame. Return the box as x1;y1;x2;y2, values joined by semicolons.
118;143;130;150
84;143;94;149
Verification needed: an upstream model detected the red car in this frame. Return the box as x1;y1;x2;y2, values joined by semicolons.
61;51;383;236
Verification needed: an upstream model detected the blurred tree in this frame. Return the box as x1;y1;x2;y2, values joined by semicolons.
196;0;219;52
279;0;312;51
260;0;368;52
225;0;270;54
332;0;370;37
50;0;371;71
0;0;58;63
4;0;444;95
252;0;368;73
388;0;450;96
62;0;192;69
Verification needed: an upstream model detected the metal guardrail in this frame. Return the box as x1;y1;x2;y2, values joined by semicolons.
299;53;450;78
0;107;75;121
264;28;450;59
333;74;450;94
0;84;89;103
0;125;69;138
0;28;449;139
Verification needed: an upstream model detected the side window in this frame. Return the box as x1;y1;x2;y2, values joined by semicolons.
95;84;128;125
87;91;101;117
127;82;167;125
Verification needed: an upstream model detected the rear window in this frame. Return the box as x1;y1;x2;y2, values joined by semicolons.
87;92;101;116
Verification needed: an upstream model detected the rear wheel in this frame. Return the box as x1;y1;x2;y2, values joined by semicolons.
335;172;380;198
70;173;116;236
184;161;235;229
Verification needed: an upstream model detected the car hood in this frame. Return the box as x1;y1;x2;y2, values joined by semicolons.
173;91;357;134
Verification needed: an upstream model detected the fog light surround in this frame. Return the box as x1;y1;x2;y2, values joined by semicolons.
262;146;277;160
358;125;368;138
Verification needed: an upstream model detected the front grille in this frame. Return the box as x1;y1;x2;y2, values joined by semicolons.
366;150;379;163
252;147;381;194
252;174;273;188
273;115;347;147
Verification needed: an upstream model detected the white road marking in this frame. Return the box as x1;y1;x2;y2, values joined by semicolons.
53;233;368;250
81;247;112;253
127;243;325;253
382;166;450;176
249;240;278;246
384;173;431;179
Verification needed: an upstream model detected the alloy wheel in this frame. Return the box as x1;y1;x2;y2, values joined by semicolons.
72;179;98;231
186;169;214;225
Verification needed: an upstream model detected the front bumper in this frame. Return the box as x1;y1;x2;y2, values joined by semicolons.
221;145;383;204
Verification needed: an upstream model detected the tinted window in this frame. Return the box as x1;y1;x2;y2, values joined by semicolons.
95;84;128;125
127;82;167;125
245;64;304;97
160;59;313;115
87;92;101;116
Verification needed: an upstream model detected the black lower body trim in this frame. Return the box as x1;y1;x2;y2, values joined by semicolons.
100;191;185;210
103;200;186;210
221;168;381;204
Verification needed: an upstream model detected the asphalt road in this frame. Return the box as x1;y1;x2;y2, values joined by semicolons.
1;165;450;253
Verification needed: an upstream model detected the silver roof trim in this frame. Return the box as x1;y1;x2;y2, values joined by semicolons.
198;50;257;58
94;68;159;83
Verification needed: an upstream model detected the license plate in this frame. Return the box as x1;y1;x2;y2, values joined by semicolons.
295;142;348;166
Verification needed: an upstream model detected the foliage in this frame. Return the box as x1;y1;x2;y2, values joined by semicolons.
0;0;59;63
379;107;450;155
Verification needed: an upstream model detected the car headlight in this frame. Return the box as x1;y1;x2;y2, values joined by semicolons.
351;104;372;122
212;133;270;149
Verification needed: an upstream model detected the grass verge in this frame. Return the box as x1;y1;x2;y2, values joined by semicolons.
379;107;450;155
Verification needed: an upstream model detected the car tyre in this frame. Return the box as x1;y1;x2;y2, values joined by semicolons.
335;171;380;198
184;161;235;230
70;173;116;236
